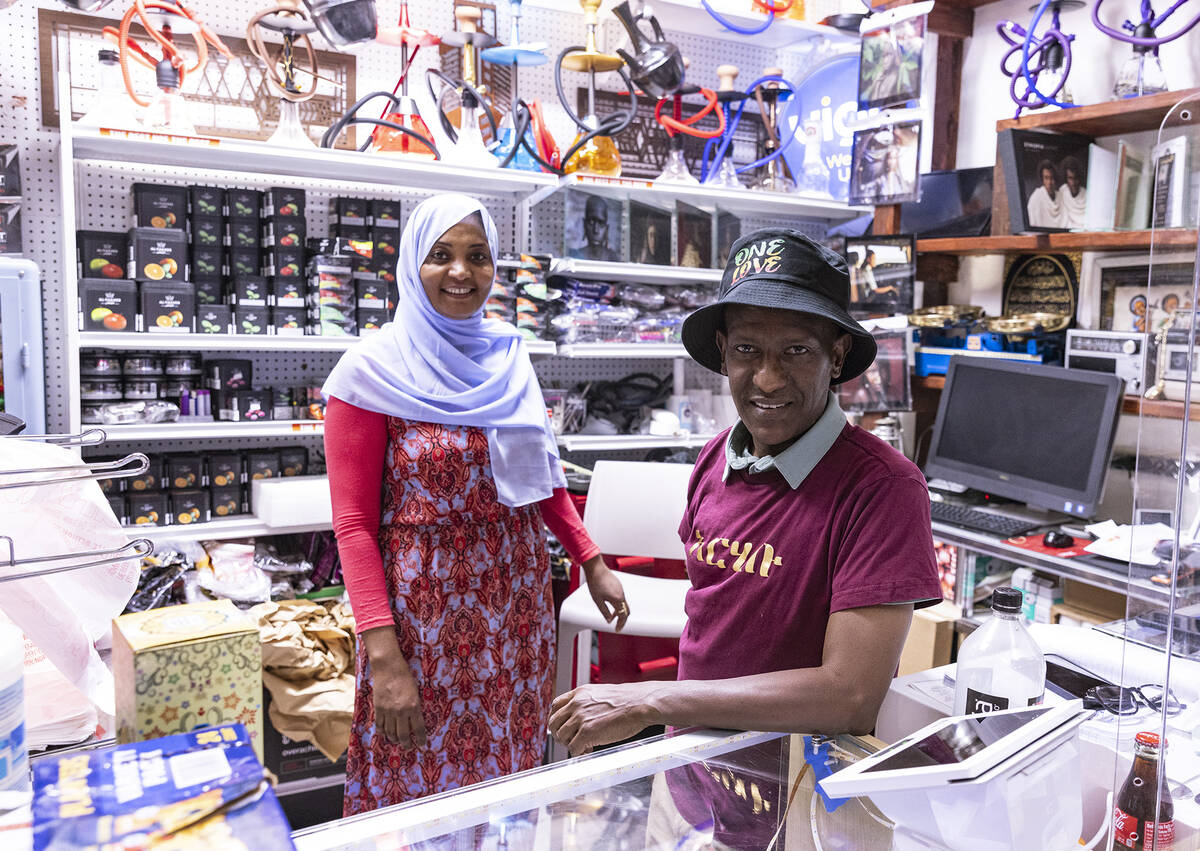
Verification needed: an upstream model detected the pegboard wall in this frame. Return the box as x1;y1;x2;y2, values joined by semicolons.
4;0;859;440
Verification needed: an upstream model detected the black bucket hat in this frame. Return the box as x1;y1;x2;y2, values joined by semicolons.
681;228;876;384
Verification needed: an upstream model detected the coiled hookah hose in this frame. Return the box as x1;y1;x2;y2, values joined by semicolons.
246;1;318;103
700;70;800;187
701;64;749;187
425;5;501;155
653;59;725;185
701;0;797;36
997;0;1078;117
1093;0;1200;47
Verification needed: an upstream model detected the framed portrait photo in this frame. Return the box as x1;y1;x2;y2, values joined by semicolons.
628;200;672;266
858;11;927;110
849;121;922;206
836;327;912;413
997;128;1093;233
676;201;714;269
844;234;916;316
564;190;623;263
1082;250;1196;332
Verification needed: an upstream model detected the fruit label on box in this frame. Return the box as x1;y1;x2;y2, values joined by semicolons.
264;187;304;217
80;281;136;332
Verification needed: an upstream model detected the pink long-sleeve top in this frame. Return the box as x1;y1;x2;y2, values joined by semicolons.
325;396;600;633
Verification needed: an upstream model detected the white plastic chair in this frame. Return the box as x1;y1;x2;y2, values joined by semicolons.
551;460;694;760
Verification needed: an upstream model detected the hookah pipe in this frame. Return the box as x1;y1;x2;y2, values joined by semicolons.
480;0;560;172
247;0;320;147
365;0;440;155
701;69;800;188
652;58;725;184
1093;0;1200;48
701;0;797;36
426;6;501;150
701;64;750;187
103;0;232;109
997;0;1080;117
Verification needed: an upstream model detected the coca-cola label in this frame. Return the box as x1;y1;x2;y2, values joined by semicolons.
1113;806;1175;848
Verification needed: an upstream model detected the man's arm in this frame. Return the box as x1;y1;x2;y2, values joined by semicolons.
549;604;914;756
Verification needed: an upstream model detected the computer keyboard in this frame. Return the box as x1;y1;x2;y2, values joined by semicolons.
929;501;1040;537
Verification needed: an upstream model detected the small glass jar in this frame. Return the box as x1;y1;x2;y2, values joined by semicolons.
80;351;122;377
122;355;163;376
162;354;202;376
123;378;162;400
160;378;198;399
80;379;123;401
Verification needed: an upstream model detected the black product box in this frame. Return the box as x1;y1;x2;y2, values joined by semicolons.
78;230;129;279
93;459;125;494
190;216;224;248
226;188;263;220
79;279;137;332
128;492;169;527
166;453;204;490
272;306;307;336
262;216;305;249
245;449;282;481
233;307;270;335
128;227;187;282
370;198;402;228
197;304;233;334
205;359;253;390
357;307;387;334
139;281;195;333
355;279;390;309
227;219;261;250
263;186;305;218
170;489;210;525
188;185;225;217
207;452;243;487
0;145;19;197
106;494;126;524
217;388;273;422
262;690;347;784
335;224;371;242
126;455;163;493
191;245;225;281
230;275;268;306
267;245;305;279
279;447;309;477
210;484;245;518
0;203;20;255
132;183;187;229
271;276;307;307
229;247;262;278
334;197;370;227
195;278;222;306
370;227;397;261
375;260;396;286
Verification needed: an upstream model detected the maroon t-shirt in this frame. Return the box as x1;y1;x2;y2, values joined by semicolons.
676;422;941;682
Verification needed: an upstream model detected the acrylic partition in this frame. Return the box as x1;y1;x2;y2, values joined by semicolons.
1111;89;1200;851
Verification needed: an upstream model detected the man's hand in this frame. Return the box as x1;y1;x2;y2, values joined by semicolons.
581;555;629;632
549;681;661;756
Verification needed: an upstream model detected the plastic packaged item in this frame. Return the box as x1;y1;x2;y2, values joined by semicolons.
122;378;161;400
80;351;122;377
200;541;272;603
0;619;29;798
953;586;1046;715
619;283;668;311
121;355;163;376
80;379;123;401
98;400;180;425
81;404;104;424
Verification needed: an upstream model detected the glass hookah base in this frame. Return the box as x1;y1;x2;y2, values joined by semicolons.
563;133;621;177
654;148;700;185
704;161;743;189
751;174;796;192
267;99;316;148
371;112;437;157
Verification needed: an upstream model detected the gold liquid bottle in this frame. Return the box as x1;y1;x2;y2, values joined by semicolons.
560;0;623;177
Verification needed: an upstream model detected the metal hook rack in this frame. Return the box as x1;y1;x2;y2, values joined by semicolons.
0;452;150;490
0;537;153;583
8;428;108;446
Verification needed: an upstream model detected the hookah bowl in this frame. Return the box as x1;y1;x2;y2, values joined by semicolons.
481;0;551;171
559;0;625;177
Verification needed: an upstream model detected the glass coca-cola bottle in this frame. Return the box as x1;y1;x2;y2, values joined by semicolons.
1113;731;1175;849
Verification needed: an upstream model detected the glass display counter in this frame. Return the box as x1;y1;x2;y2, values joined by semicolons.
291;728;892;850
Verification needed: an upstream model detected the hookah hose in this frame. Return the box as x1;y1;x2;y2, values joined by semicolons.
319;91;441;156
653;87;725;140
1010;0;1076;111
495;99;561;171
246;5;319;102
425;68;500;144
700;74;798;182
103;0;233;108
700;0;795;35
553;46;639;174
1093;0;1200;46
997;0;1074;113
368;41;425;147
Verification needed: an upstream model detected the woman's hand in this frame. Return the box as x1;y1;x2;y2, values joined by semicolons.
581;555;629;632
361;627;427;748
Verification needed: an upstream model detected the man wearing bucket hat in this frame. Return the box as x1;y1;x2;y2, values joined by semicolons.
550;228;941;756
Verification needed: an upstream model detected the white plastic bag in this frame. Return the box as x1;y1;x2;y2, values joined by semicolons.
0;439;140;720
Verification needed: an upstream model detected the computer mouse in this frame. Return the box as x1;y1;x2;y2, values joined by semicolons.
1043;530;1074;549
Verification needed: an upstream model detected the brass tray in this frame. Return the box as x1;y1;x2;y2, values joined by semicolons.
982;312;1071;334
907;305;985;328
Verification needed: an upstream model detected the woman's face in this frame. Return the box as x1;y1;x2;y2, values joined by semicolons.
420;216;494;319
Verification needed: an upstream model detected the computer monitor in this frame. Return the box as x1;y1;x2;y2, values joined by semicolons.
924;357;1125;518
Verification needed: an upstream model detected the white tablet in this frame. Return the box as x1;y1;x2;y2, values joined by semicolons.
819;701;1087;797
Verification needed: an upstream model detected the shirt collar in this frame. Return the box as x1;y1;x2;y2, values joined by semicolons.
723;392;846;489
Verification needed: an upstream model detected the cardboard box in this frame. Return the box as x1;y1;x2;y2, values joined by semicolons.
370;197;402;227
188;184;225;217
267;245;304;279
77;230;129;279
280;446;309;477
230;275;268;306
264;186;305;217
139;280;195;332
197;304;234;334
228;218;261;250
229;247;262;278
357;307;387;334
334;196;370;228
128;226;187;281
127;492;169;526
0;144;20;197
169;488;210;525
226;188;263;220
131;182;187;229
211;483;245;517
262;691;346;784
205;359;253;390
897;600;959;676
263;216;305;249
1062;579;1127;622
190;215;224;248
208;451;243;487
78;279;137;332
112;603;264;759
273;306;307;336
217;388;273;421
1051;602;1112;627
234;307;271;335
191;244;225;281
0;202;20;255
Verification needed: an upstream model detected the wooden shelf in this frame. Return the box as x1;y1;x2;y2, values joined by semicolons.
1122;396;1200;421
917;228;1197;256
996;88;1200;138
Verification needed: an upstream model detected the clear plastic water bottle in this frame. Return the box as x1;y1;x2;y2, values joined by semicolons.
953;586;1046;715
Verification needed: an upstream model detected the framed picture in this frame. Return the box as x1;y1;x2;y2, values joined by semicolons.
716;211;740;269
857;8;926;110
843;234;916;316
997;129;1093;233
1001;253;1078;318
1114;141;1150;230
1082;251;1196;332
628;200;672;266
676;201;714;268
836;327;912;413
564;190;623;263
848;121;922;206
1150;135;1188;229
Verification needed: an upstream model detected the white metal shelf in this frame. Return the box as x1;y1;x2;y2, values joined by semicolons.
131;516;332;544
556;433;717;451
550;258;721;285
652;0;860;50
78;333;557;355
71;130;559;195
539;175;870;220
101;420;325;441
555;343;688;358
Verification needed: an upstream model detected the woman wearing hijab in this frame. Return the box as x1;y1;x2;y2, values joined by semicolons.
324;194;629;814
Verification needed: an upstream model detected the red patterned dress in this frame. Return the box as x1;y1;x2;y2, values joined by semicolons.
342;417;556;815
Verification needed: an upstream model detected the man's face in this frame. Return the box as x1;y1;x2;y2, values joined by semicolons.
1041;167;1056;196
717;305;851;457
584;204;607;247
1065;168;1081;196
